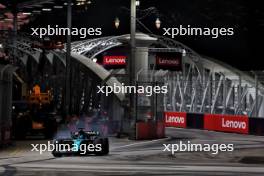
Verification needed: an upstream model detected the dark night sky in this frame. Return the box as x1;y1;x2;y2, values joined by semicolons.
21;0;264;71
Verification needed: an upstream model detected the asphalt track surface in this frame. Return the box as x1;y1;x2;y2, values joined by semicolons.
1;128;264;175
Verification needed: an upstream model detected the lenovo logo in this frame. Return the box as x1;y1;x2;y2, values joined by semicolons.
164;112;187;128
222;118;247;129
204;114;249;134
103;56;126;65
157;57;180;66
155;52;182;71
166;115;185;124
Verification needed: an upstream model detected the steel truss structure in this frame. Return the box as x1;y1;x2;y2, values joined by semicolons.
67;34;264;117
3;33;124;115
4;32;264;117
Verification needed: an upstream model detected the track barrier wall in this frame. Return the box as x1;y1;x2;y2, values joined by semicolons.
136;121;165;140
165;112;264;136
186;113;204;129
164;112;187;128
204;114;248;134
249;118;264;135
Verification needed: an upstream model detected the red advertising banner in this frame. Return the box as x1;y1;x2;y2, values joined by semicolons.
156;52;182;71
204;114;249;134
164;112;187;128
103;56;126;65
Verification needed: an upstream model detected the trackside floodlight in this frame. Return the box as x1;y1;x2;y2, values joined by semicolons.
114;17;120;29
155;18;161;29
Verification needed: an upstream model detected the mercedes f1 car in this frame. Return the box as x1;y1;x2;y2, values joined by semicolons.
52;128;109;157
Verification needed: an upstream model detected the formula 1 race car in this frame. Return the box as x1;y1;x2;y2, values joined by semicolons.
52;128;109;157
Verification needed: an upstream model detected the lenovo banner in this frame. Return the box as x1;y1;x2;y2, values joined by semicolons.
103;56;126;66
204;114;249;134
156;52;182;71
165;112;187;128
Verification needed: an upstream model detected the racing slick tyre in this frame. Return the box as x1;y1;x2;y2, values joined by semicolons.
96;138;109;155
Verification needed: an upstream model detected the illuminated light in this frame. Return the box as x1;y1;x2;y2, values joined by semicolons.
103;56;126;66
32;121;44;130
114;17;120;29
0;43;3;48
4;18;12;22
92;58;97;63
155;18;161;29
54;5;63;9
22;12;31;15
64;2;74;5
42;8;52;11
136;1;140;6
182;49;186;57
33;10;41;13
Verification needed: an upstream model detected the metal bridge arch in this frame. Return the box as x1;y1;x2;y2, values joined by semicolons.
6;36;125;102
71;33;264;117
4;33;264;117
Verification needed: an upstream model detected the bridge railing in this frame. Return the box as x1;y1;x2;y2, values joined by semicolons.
164;71;264;117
